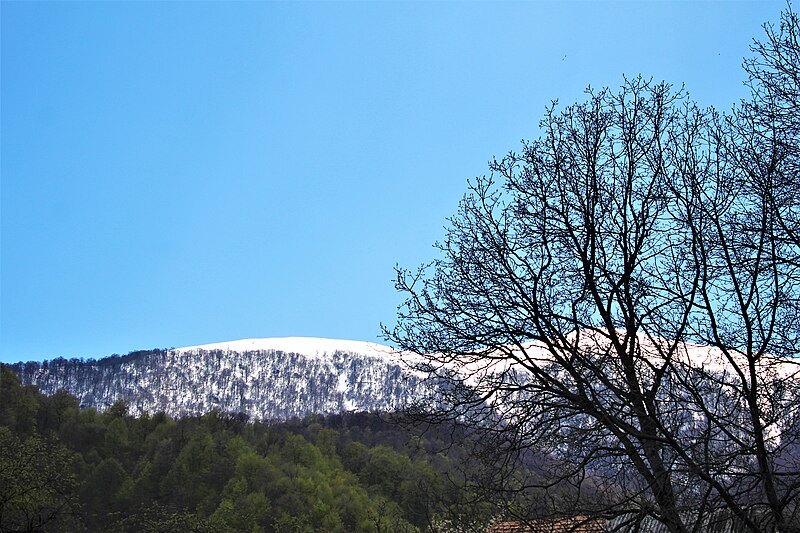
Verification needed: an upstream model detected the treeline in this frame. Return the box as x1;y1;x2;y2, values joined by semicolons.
0;367;498;533
13;348;170;371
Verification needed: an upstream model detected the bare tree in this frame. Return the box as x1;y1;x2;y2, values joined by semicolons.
695;6;800;530
736;4;800;259
386;16;800;529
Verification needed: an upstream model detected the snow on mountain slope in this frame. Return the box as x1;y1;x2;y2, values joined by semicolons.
7;337;424;421
176;337;398;360
8;334;796;424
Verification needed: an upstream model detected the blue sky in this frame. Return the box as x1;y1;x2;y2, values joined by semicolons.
1;1;784;363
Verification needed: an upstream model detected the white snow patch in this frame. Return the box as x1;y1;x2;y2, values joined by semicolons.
175;337;399;360
336;371;349;393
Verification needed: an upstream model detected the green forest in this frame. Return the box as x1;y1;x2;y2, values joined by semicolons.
0;367;504;533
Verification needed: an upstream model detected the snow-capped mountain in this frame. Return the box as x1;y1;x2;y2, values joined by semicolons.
9;333;796;427
7;338;425;420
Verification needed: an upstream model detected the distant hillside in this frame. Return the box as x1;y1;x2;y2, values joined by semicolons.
6;338;426;420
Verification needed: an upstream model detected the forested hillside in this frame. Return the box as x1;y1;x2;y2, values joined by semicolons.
0;367;514;533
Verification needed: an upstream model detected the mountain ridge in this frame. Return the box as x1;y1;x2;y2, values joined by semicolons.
6;337;424;421
8;333;795;423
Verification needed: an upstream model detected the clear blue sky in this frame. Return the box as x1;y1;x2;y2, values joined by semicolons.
1;1;784;363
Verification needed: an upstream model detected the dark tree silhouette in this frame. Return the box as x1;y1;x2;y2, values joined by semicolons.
386;8;800;532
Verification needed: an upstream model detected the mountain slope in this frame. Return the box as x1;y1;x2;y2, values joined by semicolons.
7;338;424;420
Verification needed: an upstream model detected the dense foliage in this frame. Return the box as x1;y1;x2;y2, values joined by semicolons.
0;367;499;533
